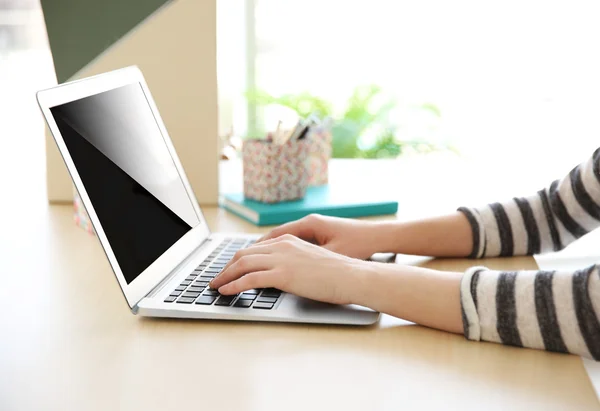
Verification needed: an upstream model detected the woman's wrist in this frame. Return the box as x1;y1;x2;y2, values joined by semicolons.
347;260;464;333
345;259;383;307
366;213;473;258
367;221;404;254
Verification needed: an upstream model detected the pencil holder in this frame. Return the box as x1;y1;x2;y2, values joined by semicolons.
307;126;332;186
242;138;310;203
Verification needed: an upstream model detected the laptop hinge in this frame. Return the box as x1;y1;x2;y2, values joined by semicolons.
131;237;214;313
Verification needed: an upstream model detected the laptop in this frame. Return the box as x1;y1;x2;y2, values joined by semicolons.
37;66;379;325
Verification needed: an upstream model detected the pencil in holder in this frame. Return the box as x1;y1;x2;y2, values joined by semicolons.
242;138;310;203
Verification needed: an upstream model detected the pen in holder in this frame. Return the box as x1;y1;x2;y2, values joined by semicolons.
243;138;310;203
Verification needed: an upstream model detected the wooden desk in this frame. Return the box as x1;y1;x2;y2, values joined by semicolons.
1;205;598;411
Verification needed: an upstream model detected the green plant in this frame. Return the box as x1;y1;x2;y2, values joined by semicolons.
359;130;442;159
245;85;444;159
245;89;333;119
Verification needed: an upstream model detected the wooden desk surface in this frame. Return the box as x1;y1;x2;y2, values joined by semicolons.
1;205;598;411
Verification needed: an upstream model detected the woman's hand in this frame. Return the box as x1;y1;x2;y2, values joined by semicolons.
257;214;385;260
209;234;367;305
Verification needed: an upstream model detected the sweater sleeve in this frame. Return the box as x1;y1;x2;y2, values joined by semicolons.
458;147;600;258
457;148;600;358
460;264;600;359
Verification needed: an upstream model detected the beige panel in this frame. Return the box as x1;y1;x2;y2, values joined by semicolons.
46;0;219;205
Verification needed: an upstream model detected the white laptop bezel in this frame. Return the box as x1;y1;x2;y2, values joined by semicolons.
37;66;211;309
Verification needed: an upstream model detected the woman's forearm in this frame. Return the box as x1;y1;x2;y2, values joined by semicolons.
351;261;464;334
373;212;473;257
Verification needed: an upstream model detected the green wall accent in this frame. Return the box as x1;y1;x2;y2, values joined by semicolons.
41;0;170;83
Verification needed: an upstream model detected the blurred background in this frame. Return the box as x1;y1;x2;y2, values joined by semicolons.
217;0;599;192
0;0;54;221
2;0;600;207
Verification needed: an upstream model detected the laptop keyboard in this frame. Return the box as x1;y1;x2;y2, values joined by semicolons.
163;238;282;310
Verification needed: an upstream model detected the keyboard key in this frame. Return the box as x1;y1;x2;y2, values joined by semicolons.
243;289;260;295
261;289;281;298
195;296;217;305
175;286;186;292
182;292;201;298
188;286;204;292
209;264;225;269
205;269;221;274
181;281;192;286
164;296;177;303
185;275;196;281
239;293;257;300
200;274;216;279
170;290;182;297
203;290;220;296
257;297;277;304
194;280;210;287
177;297;196;304
253;302;274;310
234;299;253;308
215;296;236;306
215;259;231;264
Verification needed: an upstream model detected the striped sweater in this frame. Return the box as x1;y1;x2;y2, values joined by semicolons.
458;148;600;360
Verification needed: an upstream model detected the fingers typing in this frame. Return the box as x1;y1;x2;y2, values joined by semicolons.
218;271;278;294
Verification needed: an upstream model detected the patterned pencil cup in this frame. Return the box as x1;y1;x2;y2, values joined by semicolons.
307;126;332;186
242;139;310;203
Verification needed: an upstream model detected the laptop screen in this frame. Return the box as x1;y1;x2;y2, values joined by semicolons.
51;83;201;284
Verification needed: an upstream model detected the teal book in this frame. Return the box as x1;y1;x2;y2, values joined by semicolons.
220;185;398;226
